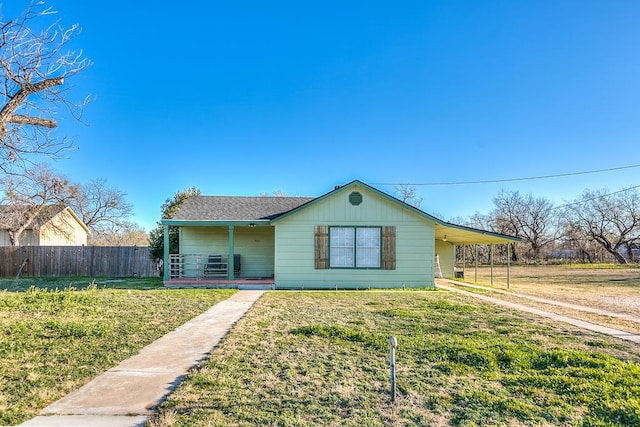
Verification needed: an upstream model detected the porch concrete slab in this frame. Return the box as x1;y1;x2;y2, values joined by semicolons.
25;290;264;423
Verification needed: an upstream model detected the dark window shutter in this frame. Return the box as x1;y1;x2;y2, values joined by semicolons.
382;226;396;270
315;225;329;269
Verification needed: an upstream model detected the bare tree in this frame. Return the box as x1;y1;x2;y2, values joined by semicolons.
65;178;133;232
465;212;493;231
490;190;557;261
394;184;423;208
561;221;599;263
0;2;90;175
562;188;640;264
0;163;67;245
88;221;149;246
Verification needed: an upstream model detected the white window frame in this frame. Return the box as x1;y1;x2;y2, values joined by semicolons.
329;226;381;269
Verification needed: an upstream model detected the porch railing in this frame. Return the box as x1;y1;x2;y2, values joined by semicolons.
168;254;240;280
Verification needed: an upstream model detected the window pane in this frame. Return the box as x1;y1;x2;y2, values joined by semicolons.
331;247;354;267
330;227;354;267
356;228;380;268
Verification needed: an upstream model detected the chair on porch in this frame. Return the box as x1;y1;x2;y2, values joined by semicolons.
204;254;241;277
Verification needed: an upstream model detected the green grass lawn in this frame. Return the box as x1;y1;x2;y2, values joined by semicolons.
0;278;236;425
152;291;640;427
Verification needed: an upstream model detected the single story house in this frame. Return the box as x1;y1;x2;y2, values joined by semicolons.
161;180;518;289
0;205;89;246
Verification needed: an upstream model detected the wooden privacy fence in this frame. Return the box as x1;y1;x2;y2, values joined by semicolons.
0;246;158;278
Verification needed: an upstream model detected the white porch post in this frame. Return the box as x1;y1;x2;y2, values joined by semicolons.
228;225;235;280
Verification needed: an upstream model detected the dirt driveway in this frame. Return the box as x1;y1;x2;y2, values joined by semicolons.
442;265;640;336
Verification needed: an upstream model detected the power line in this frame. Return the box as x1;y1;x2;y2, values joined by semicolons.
551;184;640;211
373;163;640;187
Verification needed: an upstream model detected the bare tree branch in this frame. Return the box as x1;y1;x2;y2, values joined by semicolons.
7;114;57;127
89;221;149;246
394;184;423;208
490;190;557;260
65;178;133;230
562;188;640;264
0;2;90;175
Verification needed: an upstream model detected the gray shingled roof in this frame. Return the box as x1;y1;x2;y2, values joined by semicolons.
172;196;315;221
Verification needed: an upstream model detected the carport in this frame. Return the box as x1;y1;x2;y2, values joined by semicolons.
434;222;521;288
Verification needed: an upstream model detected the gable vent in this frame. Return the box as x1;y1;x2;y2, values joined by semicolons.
349;191;363;206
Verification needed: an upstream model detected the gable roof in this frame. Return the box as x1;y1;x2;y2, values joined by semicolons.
270;180;520;244
172;196;314;221
270;179;443;223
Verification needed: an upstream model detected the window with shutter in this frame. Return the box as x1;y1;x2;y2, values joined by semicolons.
323;226;382;269
315;225;395;270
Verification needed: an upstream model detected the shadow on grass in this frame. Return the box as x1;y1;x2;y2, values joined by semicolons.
0;276;164;292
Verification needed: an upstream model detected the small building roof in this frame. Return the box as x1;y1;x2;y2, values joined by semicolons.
173;196;315;221
0;205;90;233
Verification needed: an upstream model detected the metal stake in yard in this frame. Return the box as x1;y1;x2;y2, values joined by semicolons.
389;336;398;402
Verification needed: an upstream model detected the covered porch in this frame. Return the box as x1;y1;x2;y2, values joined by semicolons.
161;219;276;286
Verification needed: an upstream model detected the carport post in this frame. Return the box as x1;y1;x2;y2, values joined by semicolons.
507;244;511;289
490;244;494;285
462;245;466;278
474;245;478;283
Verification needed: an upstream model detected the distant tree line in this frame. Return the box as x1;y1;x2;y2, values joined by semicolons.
455;187;640;265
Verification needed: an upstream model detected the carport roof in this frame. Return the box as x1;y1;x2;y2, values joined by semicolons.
434;223;519;245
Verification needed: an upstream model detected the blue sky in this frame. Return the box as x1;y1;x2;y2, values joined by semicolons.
7;1;640;230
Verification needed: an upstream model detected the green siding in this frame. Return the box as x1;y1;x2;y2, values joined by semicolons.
274;184;435;289
180;226;275;277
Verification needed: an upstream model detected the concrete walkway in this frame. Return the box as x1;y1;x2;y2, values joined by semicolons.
19;290;265;427
435;280;640;344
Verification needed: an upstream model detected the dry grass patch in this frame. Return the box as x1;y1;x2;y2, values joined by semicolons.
466;265;640;311
457;265;640;333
